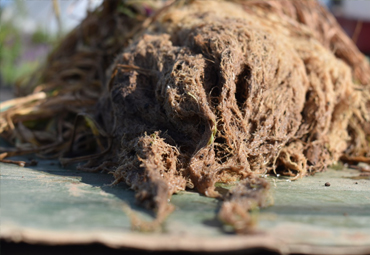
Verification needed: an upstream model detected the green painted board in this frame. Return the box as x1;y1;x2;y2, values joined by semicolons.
1;157;370;254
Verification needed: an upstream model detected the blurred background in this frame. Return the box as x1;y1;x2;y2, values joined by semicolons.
0;0;103;101
0;0;369;101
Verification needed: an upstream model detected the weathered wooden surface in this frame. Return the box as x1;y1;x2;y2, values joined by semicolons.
1;158;369;254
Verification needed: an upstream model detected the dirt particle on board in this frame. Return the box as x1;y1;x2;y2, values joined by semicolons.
325;182;331;187
26;160;38;167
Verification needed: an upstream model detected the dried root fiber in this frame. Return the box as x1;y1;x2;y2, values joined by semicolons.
1;0;369;233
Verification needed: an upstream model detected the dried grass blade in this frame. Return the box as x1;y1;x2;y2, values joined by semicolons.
0;92;46;112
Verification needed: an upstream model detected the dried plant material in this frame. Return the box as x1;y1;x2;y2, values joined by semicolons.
219;177;271;233
0;1;153;157
1;0;369;233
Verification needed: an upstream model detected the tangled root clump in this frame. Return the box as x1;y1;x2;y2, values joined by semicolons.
87;1;370;230
1;0;369;232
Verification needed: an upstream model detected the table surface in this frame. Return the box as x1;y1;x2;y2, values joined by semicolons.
1;157;370;255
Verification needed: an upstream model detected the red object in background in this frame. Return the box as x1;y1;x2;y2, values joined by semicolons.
336;16;370;54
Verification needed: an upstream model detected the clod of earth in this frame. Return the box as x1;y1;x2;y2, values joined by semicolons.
0;0;369;233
